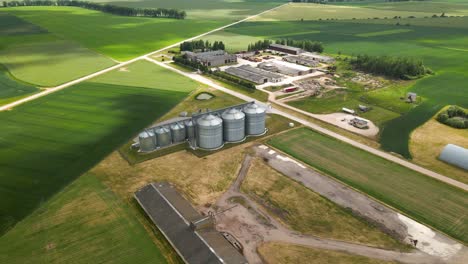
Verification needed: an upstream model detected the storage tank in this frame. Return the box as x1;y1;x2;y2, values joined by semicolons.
154;126;172;147
222;108;245;142
196;114;223;149
170;122;186;143
243;103;266;135
185;120;195;141
139;131;156;152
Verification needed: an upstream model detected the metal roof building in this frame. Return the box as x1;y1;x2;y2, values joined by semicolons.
439;144;468;170
134;182;248;264
301;52;335;63
258;60;312;76
225;65;284;84
184;50;237;67
268;43;303;55
283;55;320;67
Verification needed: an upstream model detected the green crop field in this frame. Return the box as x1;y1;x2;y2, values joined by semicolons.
0;61;196;235
0;174;168;264
268;128;468;243
1;3;282;62
0;12;115;86
0;65;39;106
202;2;468;157
91;0;287;21
252;2;468;22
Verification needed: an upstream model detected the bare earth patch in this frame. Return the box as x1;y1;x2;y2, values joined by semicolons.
91;143;250;206
258;242;397;264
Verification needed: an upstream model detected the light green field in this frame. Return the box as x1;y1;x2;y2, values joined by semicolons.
0;39;115;87
0;12;115;87
0;174;168;264
252;2;467;21
0;61;195;235
268;128;468;243
92;60;201;92
0;65;39;106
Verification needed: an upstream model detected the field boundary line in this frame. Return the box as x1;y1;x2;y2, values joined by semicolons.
0;2;288;112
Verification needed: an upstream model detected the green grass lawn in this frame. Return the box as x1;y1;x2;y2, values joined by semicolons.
0;61;196;235
0;65;39;106
268;128;468;243
0;12;115;87
0;173;168;264
204;7;468;157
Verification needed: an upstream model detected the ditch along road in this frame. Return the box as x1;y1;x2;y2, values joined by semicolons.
145;57;468;192
0;2;287;112
210;153;445;264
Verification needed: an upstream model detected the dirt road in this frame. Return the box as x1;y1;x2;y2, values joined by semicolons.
253;144;467;263
210;153;444;264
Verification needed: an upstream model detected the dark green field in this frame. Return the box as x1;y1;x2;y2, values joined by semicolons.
215;15;468;157
0;75;192;234
268;128;468;243
0;174;168;264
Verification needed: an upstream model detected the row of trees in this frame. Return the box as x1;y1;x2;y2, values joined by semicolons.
247;39;324;53
350;54;429;79
173;55;210;73
179;40;225;52
2;1;186;19
247;40;272;52
436;106;467;129
275;39;324;53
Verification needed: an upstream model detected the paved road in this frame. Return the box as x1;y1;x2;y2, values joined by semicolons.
0;3;287;112
146;57;468;192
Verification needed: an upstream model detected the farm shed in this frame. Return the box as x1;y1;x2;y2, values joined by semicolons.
283;55;320;67
225;65;284;84
439;144;468;170
268;43;303;55
258;60;312;76
184;50;237;67
301;52;335;63
134;182;248;264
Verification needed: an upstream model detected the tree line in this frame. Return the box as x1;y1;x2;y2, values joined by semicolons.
350;54;429;79
2;1;186;19
179;40;225;52
436;106;467;129
247;39;324;53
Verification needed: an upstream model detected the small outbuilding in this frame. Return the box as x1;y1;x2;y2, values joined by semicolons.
407;92;417;103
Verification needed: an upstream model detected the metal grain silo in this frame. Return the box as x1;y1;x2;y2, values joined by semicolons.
243;103;266;135
170;122;186;143
222;108;245;142
196;114;223;150
155;126;172;147
139;131;156;152
185;120;195;141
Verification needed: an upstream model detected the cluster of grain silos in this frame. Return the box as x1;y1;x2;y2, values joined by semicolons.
138;102;267;152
